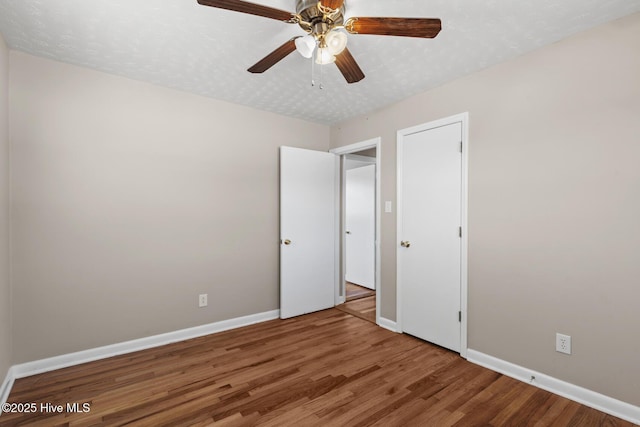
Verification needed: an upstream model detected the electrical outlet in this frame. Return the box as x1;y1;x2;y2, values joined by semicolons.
198;294;208;308
556;333;571;354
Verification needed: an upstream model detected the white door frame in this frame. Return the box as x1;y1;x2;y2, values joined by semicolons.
330;138;381;326
397;113;469;358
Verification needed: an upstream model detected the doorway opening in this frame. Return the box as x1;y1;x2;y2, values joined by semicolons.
330;138;381;325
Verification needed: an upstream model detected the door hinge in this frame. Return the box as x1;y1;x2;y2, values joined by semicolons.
460;141;463;153
459;226;462;238
459;311;462;322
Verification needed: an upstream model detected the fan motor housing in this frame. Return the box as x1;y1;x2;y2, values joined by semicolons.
296;0;345;29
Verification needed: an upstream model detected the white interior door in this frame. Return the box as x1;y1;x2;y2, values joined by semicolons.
398;122;463;352
345;165;375;289
280;146;336;319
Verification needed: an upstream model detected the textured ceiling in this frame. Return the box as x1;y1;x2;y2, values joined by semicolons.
1;0;639;125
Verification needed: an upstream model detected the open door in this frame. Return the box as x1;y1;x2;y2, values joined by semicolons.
280;146;337;319
345;164;376;289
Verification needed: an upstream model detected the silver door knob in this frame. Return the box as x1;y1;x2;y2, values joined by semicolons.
401;241;411;248
283;239;292;245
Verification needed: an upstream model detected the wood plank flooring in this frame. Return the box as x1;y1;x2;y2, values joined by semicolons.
345;282;375;301
2;309;635;426
336;295;376;323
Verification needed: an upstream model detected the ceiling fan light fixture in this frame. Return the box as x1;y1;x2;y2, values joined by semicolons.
315;46;336;65
295;34;316;58
197;0;441;84
325;29;347;55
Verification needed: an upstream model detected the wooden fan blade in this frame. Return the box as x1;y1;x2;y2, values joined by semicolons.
335;48;365;84
248;38;297;73
319;0;344;10
197;0;295;22
345;17;441;38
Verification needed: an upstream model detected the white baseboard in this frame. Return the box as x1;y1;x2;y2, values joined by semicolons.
467;349;640;425
1;366;15;406
378;316;399;333
1;309;280;404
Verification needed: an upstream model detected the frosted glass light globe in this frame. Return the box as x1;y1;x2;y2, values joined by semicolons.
315;47;336;64
295;34;316;59
325;30;348;55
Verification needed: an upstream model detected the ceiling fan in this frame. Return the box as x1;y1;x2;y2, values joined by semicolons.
197;0;441;83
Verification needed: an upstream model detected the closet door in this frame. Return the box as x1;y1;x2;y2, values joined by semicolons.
398;122;462;352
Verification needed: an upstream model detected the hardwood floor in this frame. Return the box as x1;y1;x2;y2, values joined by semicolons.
336;295;376;323
345;282;375;301
2;309;635;426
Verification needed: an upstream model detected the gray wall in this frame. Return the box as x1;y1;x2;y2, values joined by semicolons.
9;51;329;363
330;13;640;406
0;34;11;380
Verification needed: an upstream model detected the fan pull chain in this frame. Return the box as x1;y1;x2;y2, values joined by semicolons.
309;47;324;89
310;56;324;89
